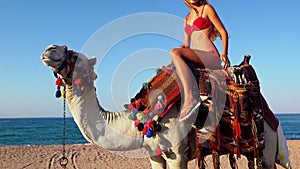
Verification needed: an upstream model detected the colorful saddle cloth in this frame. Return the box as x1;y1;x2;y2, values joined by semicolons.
127;65;181;116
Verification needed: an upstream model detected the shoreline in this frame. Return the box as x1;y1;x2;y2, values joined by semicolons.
0;140;298;169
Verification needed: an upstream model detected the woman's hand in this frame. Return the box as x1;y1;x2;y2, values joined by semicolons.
221;54;230;69
178;45;189;48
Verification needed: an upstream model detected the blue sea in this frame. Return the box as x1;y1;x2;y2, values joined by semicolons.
0;114;299;146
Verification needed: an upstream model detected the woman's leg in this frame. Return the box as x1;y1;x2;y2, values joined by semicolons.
170;48;221;120
170;48;201;120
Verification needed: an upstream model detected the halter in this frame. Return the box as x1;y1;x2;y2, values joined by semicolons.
53;47;96;98
53;47;78;83
53;47;78;98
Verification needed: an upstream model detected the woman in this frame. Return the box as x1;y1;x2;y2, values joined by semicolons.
172;0;230;121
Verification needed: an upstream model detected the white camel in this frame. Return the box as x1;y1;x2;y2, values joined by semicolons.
41;44;291;169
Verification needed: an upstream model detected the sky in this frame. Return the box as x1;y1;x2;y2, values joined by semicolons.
0;0;299;118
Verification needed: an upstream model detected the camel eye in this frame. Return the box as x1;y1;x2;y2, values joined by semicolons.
47;47;56;51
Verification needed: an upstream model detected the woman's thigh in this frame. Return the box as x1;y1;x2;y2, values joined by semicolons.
171;48;221;69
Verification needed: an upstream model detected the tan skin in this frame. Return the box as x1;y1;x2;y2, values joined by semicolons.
171;0;230;120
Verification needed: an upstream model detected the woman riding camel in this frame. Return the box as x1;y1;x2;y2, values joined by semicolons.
171;0;230;121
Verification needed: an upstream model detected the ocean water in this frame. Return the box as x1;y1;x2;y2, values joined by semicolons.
0;114;299;146
0;118;87;146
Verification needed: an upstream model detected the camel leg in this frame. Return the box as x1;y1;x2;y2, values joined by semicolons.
263;120;277;169
229;154;237;169
164;154;188;169
149;156;167;169
245;153;255;169
212;150;220;169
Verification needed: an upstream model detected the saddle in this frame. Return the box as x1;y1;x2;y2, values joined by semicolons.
191;55;280;169
193;57;265;157
126;55;279;160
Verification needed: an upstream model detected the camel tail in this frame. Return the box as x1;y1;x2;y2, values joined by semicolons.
276;123;292;169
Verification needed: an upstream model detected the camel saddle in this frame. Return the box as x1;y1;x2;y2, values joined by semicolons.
126;55;279;157
191;55;279;159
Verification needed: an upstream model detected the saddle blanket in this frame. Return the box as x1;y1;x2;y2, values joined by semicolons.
128;65;181;117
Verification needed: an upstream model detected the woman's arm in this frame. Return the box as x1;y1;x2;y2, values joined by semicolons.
182;15;191;48
206;4;230;68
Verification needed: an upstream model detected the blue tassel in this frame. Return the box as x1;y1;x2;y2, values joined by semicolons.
76;89;82;97
133;108;139;115
146;128;153;138
55;90;61;98
149;112;155;119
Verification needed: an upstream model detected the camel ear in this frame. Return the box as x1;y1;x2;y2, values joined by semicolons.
89;57;97;66
62;45;68;51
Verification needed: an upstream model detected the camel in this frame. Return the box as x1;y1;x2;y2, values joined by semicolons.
41;44;291;169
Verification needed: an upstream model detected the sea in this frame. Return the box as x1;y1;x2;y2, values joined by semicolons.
0;114;299;146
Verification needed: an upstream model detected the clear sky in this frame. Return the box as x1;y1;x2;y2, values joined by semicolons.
0;0;299;118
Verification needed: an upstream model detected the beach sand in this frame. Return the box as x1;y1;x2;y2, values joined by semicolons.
1;140;298;169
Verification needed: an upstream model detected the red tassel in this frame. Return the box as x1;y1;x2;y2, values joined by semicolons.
234;118;241;139
56;78;63;86
155;145;162;156
142;126;148;135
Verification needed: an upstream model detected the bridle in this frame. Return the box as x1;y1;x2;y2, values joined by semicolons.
53;46;78;84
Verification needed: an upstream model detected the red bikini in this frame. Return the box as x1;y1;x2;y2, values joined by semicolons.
184;5;212;36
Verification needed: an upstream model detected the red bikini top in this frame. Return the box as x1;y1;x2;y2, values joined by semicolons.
184;5;212;36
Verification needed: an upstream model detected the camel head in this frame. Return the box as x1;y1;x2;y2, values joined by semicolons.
41;44;97;85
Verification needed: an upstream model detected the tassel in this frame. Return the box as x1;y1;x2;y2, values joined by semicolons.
136;113;142;120
76;88;82;97
149;112;155;119
146;128;153;138
61;90;65;99
55;88;61;98
141;118;147;124
137;123;144;131
56;77;63;86
234;117;241;139
154;95;165;112
153;136;161;145
134;120;140;127
145;121;154;129
154;100;163;111
135;99;141;110
133;109;139;116
155;123;161;132
128;112;135;120
55;78;63;98
155;145;162;156
142;125;148;135
152;115;159;122
143;108;150;115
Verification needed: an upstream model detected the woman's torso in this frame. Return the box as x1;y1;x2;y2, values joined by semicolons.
185;4;218;55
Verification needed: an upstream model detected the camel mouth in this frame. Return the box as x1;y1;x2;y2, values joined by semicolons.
41;54;64;67
41;53;63;61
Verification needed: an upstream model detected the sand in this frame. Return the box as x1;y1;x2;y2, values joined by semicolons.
0;140;298;169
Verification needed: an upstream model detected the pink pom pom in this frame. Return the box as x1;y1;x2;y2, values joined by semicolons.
154;100;163;110
134;120;140;127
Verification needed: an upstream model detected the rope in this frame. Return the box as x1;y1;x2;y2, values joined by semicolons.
59;87;68;168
